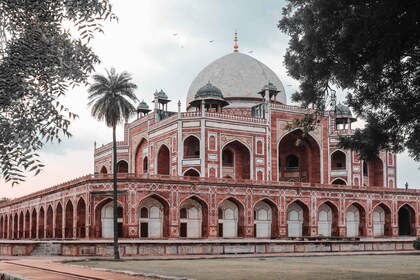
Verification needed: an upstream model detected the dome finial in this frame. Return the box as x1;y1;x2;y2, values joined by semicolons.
233;30;238;53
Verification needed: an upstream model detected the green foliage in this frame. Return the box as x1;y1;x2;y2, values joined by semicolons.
0;0;115;185
279;0;420;160
87;68;138;127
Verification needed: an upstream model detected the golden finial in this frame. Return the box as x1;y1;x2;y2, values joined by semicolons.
233;30;238;53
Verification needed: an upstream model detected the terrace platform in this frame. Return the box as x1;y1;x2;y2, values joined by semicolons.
0;237;416;257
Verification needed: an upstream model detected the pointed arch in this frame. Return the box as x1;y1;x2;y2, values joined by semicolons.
346;203;366;237
278;130;321;183
157;144;170;175
184;135;200;159
218;197;245;238
183;168;200;177
94;197;124;238
4;215;9;239
398;204;416;236
331;178;347;185
46;205;53;238
0;215;3;239
55;202;63;239
24;210;30;239
286;199;310;237
38;207;45;239
331;150;346;170
77;197;86;238
317;201;339;237
100;165;108;174
65;200;74;238
139;193;170;238
372;203;392;237
31;209;37;239
221;140;251;179
253;198;278;238
17;212;23;239
135;138;149;174
179;195;209;238
116;160;128;173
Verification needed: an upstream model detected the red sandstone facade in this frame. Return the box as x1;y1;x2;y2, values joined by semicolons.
0;50;418;241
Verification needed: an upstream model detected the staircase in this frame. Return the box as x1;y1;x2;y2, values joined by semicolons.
30;242;61;256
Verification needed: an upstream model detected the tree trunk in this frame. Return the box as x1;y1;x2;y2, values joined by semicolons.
112;124;120;260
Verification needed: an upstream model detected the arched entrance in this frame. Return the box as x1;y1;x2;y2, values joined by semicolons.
135;138;148;174
278;130;321;182
398;204;416;236
331;150;346;170
18;212;24;239
157;145;170;175
221;141;251;179
184;168;200;177
346;204;366;237
65;201;74;238
373;204;391;237
139;195;169;238
31;209;36;239
100;201;124;238
100;166;108;174
116;160;128;173
287;201;309;237
24;210;30;239
55;203;63;239
77;198;86;238
331;178;346;185
184;136;200;158
218;198;244;237
38;207;45;239
318;202;339;237
0;216;3;239
4;215;8;239
254;200;277;238
46;206;53;238
179;197;207;238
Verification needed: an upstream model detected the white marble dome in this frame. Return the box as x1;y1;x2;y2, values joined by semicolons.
186;52;286;108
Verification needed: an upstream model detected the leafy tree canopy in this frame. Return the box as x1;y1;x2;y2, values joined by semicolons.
0;0;115;185
279;0;420;160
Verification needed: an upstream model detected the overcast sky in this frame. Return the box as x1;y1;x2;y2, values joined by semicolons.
1;0;419;199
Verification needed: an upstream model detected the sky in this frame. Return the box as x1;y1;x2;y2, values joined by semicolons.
1;0;419;199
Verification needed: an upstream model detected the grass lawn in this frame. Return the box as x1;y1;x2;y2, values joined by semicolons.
69;254;420;280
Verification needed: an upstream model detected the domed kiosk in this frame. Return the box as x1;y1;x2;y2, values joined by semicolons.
186;41;286;109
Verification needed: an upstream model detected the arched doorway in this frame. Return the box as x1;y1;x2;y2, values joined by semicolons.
25;210;30;239
373;204;392;237
100;201;124;238
184;168;200;177
135;138;148;174
179;197;207;238
254;200;277;238
31;209;36;239
218;198;244;238
46;206;53;238
184;136;200;158
346;204;366;237
65;201;73;238
221;141;251;179
398;204;416;236
278;130;321;182
77;198;86;238
139;196;169;238
38;207;45;239
100;166;108;174
4;215;8;239
287;201;309;237
331;150;346;170
157;145;170;175
0;216;3;239
317;202;339;237
331;178;346;185
116;160;128;173
55;203;63;239
18;212;24;239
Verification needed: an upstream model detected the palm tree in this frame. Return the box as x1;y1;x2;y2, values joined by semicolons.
87;67;138;260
